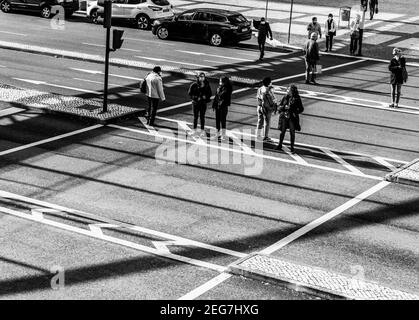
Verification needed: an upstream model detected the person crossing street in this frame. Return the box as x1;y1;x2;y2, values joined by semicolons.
188;72;212;137
145;66;165;126
257;17;273;61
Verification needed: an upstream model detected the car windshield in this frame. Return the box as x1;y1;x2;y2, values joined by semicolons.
228;14;247;24
151;0;170;5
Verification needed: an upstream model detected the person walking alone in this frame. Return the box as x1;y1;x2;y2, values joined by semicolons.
256;76;277;143
369;0;378;20
145;66;165;126
307;17;322;39
257;17;273;61
349;14;361;55
324;13;336;52
188;72;212;137
212;76;233;141
304;32;320;85
388;48;407;108
276;84;304;154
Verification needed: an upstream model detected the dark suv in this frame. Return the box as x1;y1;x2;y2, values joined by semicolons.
0;0;79;18
152;8;252;46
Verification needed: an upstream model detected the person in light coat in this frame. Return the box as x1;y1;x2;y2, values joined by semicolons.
145;66;165;126
324;13;336;52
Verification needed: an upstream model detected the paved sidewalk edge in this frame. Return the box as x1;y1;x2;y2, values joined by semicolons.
228;253;419;300
385;158;419;187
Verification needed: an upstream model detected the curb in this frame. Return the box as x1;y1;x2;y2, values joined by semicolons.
228;253;419;300
0;40;291;87
385;158;419;187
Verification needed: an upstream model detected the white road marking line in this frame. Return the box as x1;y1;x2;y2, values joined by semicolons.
13;78;98;94
0;31;27;36
156;116;408;167
225;131;255;155
0;205;226;273
320;147;364;175
82;42;142;53
134;55;217;69
260;181;391;255
89;223;120;236
178;272;232;300
202;59;275;72
322;51;419;67
71;68;142;81
73;78;137;90
108;123;383;180
281;145;308;165
177;121;206;145
177;50;253;62
0;107;26;117
0;65;5;68
157;101;191;113
0;125;103;157
125;37;175;45
0;189;245;258
372;156;397;171
138;116;160;136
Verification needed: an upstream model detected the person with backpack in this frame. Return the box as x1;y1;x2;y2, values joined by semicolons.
212;76;233;141
188;72;212;137
388;48;407;108
304;32;320;85
256;76;277;142
143;66;165;126
276;84;304;154
324;13;336;52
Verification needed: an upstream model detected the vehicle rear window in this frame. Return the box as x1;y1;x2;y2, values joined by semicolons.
228;14;247;24
151;0;170;5
210;14;228;23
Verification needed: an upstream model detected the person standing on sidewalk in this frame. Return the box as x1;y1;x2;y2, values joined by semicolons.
307;17;322;39
188;72;212;137
212;76;233;141
276;84;304;154
145;66;165;126
257;17;273;61
349;14;361;55
324;13;336;52
388;48;407;108
256;77;277;143
304;32;320;85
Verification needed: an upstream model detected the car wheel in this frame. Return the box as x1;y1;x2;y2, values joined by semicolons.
0;0;12;13
209;33;223;46
136;14;150;30
40;5;52;19
90;9;99;24
156;26;169;40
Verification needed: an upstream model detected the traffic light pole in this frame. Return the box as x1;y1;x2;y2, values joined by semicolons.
103;25;110;113
358;9;366;56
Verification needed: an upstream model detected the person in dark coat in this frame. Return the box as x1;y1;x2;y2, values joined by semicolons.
369;0;378;20
212;76;233;141
388;48;407;108
257;17;273;61
188;72;212;136
276;84;304;154
304;32;320;84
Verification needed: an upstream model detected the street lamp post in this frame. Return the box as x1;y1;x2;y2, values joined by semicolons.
287;0;294;44
264;0;269;19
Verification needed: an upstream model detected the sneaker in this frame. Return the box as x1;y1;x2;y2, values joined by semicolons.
276;144;282;151
263;137;274;143
388;104;394;108
394;104;399;108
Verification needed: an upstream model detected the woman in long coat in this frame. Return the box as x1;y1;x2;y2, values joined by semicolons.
276;84;304;154
388;48;407;108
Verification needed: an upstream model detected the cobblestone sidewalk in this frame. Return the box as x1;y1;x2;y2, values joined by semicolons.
0;83;140;122
229;254;419;300
385;158;419;187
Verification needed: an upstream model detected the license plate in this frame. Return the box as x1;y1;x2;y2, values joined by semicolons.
241;27;248;32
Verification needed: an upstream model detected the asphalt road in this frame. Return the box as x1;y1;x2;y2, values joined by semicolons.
0;10;418;300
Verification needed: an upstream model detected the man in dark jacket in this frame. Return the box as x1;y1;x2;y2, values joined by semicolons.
188;72;212;136
304;32;320;84
257;17;273;61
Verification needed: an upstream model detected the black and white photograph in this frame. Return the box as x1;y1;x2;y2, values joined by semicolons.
0;0;418;309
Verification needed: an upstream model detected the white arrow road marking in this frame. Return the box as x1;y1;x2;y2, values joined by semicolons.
89;223;120;236
281;144;308;165
134;56;217;69
151;239;191;254
320;147;364;175
177;121;206;145
0;124;103;157
138;116;160;136
0;205;226;273
13;78;98;94
31;208;60;220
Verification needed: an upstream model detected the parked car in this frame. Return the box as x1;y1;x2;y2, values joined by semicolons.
0;0;79;18
152;8;252;46
87;0;174;30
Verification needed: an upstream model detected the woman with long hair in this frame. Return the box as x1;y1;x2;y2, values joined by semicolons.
276;84;304;154
212;76;233;141
388;48;407;108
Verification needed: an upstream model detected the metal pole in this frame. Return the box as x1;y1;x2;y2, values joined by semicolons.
103;26;110;113
287;0;294;44
264;0;269;19
358;9;366;56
